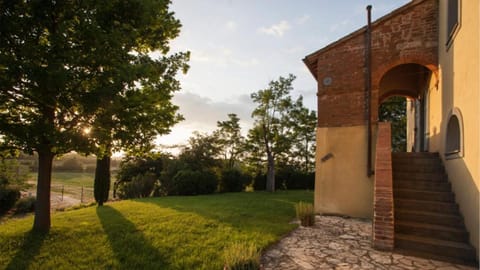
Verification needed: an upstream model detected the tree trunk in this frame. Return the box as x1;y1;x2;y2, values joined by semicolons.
266;153;275;192
33;150;54;233
94;155;111;206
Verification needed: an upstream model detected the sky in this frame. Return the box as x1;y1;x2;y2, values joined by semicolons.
156;0;410;150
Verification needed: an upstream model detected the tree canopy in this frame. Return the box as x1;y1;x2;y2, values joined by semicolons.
0;0;188;231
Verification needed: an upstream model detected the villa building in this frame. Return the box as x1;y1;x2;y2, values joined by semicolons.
304;0;478;264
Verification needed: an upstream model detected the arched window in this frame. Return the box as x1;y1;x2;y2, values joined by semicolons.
445;109;463;159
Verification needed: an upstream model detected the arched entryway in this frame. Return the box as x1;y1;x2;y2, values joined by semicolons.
378;63;433;153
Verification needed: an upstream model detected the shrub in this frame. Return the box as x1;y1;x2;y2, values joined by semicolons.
278;169;314;190
252;173;266;191
219;168;251;193
295;201;315;227
14;196;35;214
0;186;21;215
172;169;217;196
117;173;157;199
224;242;260;270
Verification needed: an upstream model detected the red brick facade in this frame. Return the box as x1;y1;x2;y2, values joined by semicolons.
304;0;438;127
373;122;394;250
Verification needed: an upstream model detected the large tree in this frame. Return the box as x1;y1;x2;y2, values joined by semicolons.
249;74;296;192
0;0;185;231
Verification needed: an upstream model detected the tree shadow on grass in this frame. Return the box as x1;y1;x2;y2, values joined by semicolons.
5;230;47;270
96;205;168;270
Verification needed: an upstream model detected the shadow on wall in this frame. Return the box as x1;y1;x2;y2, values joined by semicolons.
429;131;479;258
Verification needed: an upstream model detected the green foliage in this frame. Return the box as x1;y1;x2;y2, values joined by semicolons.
0;191;312;269
14;196;36;214
224;242;260;270
215;114;245;169
117;173;157;199
276;168;315;190
247;74;317;191
219;168;251;193
0;0;188;231
0;186;20;215
379;96;407;152
179;132;221;171
172;169;217;196
295;201;315;227
0;159;28;215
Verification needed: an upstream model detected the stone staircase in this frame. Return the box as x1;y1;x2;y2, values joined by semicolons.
392;152;478;266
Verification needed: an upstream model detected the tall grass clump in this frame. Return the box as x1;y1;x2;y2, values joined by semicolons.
224;242;260;270
295;201;315;226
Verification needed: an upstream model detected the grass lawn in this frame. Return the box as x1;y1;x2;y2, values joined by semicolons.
0;190;313;269
29;172;96;188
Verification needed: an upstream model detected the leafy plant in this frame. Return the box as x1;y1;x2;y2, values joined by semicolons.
219;168;251;193
224;242;260;270
172;169;217;196
295;201;315;226
14;196;36;214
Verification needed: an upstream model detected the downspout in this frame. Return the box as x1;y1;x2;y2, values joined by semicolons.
365;5;374;177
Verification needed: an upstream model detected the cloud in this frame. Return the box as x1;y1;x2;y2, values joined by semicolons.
258;20;291;37
172;92;255;131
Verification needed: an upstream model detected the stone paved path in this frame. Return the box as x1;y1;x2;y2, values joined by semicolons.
261;215;477;270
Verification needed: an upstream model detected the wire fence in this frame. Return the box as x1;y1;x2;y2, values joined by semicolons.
24;185;114;209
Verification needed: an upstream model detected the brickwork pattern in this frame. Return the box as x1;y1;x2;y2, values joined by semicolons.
308;0;438;127
373;122;394;250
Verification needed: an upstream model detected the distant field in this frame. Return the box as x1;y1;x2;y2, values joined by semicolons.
27;172;115;205
28;172;117;188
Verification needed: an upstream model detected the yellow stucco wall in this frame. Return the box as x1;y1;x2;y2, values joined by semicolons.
429;0;480;258
315;126;374;219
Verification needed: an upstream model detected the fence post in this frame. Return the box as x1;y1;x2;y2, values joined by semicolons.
61;185;64;201
81;186;84;203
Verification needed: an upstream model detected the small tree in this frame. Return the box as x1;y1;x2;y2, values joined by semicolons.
249;74;296;192
215;114;244;169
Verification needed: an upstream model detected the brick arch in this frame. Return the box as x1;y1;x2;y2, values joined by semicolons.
373;57;438;93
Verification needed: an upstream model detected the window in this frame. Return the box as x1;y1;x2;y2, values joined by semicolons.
446;0;460;46
445;109;463;159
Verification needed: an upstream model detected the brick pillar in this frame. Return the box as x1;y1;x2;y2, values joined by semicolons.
373;122;394;250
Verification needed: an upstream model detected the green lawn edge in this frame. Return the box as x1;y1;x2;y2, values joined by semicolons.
0;190;313;270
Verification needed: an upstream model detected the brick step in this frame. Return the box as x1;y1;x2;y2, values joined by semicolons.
394;180;451;192
395;221;469;242
395;199;459;215
392;164;444;173
395;209;465;228
394;189;455;202
395;233;477;264
391;157;442;167
393;172;447;182
392;152;440;159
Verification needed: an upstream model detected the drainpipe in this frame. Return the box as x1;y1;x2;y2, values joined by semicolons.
365;5;374;177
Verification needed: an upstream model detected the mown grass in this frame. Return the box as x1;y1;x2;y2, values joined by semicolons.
0;190;312;269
